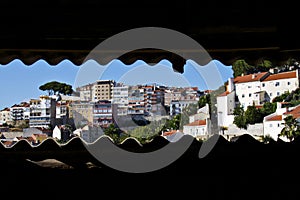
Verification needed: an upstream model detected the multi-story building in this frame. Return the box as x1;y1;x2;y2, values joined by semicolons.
76;80;115;102
55;94;81;125
69;101;94;128
128;86;145;115
217;78;236;130
263;102;298;141
164;89;182;106
92;80;115;101
76;83;94;101
234;69;300;109
143;85;165;116
29;96;56;128
169;100;198;116
234;72;269;108
0;108;12;125
93;100;113;128
10;102;30;121
261;70;299;102
112;84;128;116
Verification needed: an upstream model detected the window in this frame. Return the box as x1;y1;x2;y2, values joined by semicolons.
242;94;245;98
288;82;291;85
269;124;272;127
278;123;280;127
275;82;280;87
277;92;280;96
248;85;252;88
270;93;272;97
249;93;252;97
262;83;265;87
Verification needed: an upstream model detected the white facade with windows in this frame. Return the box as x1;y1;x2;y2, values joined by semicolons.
183;120;208;137
0;108;12;125
234;70;299;110
29;96;57;128
261;70;299;102
112;85;129;116
235;77;266;108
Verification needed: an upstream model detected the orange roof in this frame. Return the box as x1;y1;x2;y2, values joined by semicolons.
266;115;282;121
255;105;263;109
163;130;178;136
234;72;268;83
1;107;10;111
218;91;230;97
284;105;300;119
185;120;206;126
262;71;297;82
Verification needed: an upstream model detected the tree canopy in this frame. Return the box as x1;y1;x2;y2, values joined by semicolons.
39;81;73;96
280;115;300;141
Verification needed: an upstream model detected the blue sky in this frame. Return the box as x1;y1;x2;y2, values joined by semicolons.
0;59;233;109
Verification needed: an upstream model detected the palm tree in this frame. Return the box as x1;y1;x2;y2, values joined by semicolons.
280;115;300;141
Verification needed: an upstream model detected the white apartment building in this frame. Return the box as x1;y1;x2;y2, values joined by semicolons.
0;108;12;125
112;84;129;116
263;102;300;141
217;78;236;130
234;72;269;109
234;70;300;109
261;70;299;102
29;96;56;128
10;102;30;121
76;83;93;101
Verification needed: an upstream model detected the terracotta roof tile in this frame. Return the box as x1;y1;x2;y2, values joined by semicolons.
262;71;297;82
218;91;230;97
163;130;178;136
266;115;282;121
284;106;300;119
185;120;206;126
234;72;268;84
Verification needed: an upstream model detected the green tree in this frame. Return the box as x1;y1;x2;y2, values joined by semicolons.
198;94;210;108
245;104;263;124
256;59;273;72
233;105;247;129
162;114;181;132
260;102;276;116
272;91;290;103
39;81;73;96
104;124;121;143
280;115;300;141
232;59;254;77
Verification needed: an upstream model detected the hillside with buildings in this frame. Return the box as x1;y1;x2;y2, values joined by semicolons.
1;59;300;146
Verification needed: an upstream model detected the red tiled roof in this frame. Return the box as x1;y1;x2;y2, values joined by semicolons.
1;107;10;111
185;120;206;126
284;105;300;119
266;115;282;121
218;91;230;97
163;130;178;136
234;72;268;83
262;71;297;82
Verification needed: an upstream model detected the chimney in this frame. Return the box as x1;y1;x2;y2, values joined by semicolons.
252;74;255;79
227;78;234;92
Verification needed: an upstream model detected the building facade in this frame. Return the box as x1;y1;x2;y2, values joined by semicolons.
10;102;30;121
112;84;128;116
92;80;115;101
29;96;56;128
93;100;113;128
0;108;12;125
